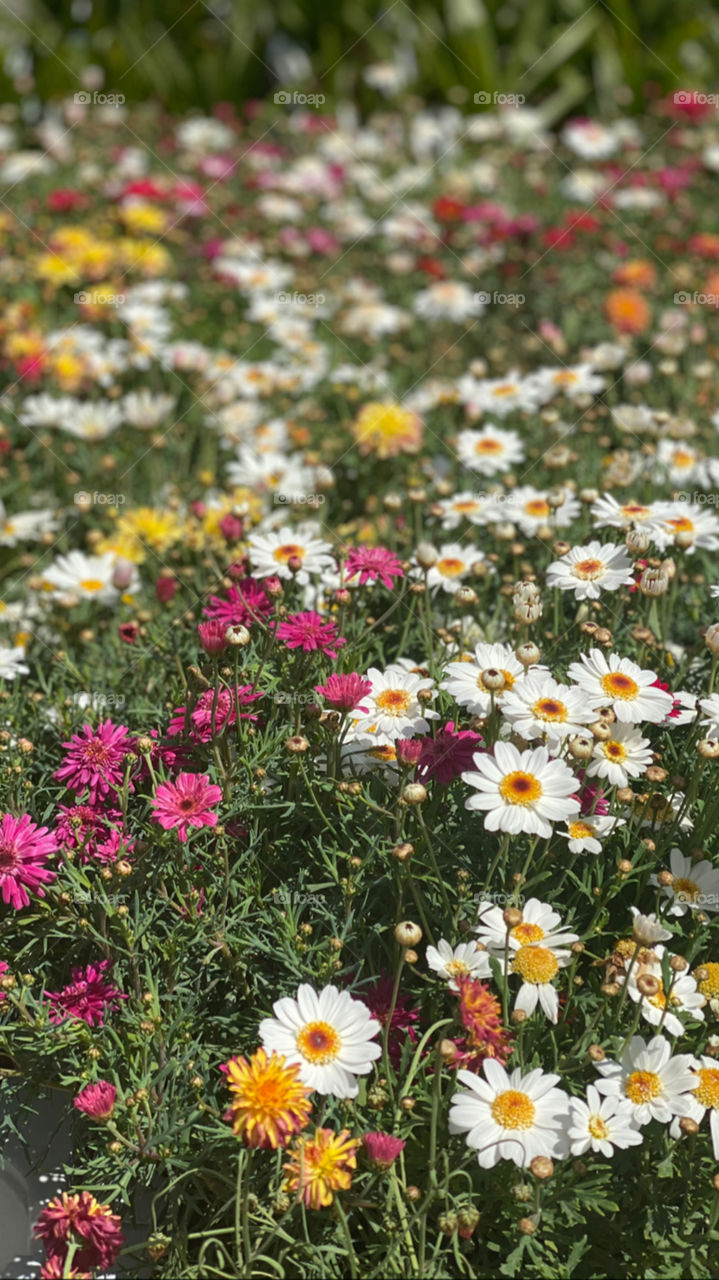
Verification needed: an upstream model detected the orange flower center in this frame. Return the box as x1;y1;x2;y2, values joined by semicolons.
296;1021;341;1065
499;771;542;805
532;697;567;722
511;921;545;944
475;438;502;453
490;1089;536;1129
525;499;549;516
80;578;105;591
375;688;412;714
600;672;639;700
601;740;626;760
625;1070;662;1104
273;543;304;563
436;557;466;576
573;558;604;580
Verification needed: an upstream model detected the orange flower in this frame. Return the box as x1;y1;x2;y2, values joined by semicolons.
611;259;656;290
352;401;423;459
283;1127;358;1208
223;1048;312;1149
604;288;651;334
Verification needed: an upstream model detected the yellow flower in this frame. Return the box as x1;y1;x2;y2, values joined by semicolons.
97;508;184;563
120;202;168;236
352;402;422;460
283;1127;357;1209
224;1048;312;1149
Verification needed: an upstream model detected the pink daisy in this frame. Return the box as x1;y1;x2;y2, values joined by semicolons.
45;960;126;1027
314;672;373;713
417;722;483;786
167;685;263;743
54;721;135;804
0;813;57;910
151;772;223;842
55;804;134;865
73;1080;117;1120
344;546;404;590
203;578;274;628
274;611;346;658
362;1132;406;1169
197;620;228;654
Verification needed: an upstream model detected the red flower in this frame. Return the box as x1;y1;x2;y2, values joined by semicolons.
417;722;482;785
45;961;126;1027
167;685;262;742
362;974;419;1066
156;575;178;603
35;1191;123;1273
363;1131;406;1168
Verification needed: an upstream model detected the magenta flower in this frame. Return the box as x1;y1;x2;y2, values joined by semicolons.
55;804;134;865
151;772;223;842
73;1080;117;1120
361;974;419;1067
363;1131;406;1169
314;672;373;712
167;685;263;743
45;961;126;1027
0;960;9;999
274;611;346;658
0;813;57;910
576;776;610;816
54;721;134;804
417;722;483;786
396;738;423;768
204;578;274;628
344;546;404;590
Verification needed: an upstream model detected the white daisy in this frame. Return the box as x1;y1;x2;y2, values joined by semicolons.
259;983;381;1099
670;1057;719;1158
426;939;492;990
122;390;177;429
459;371;543;419
351;665;439;744
247;526;335;586
590;494;662;533
699;694;719;737
653;847;719;916
503;485;581;536
475;897;579;954
624;946;705;1038
546;541;634;601
651;501;719;553
500;673;595;748
567;1086;643;1157
433;491;499;530
566;650;674;724
0;504;58;546
59;401;124;441
531;364;606;402
41;551;129;605
420;543;478;594
462;742;580;838
511;941;573;1024
456;426;525;474
0;645;29;680
413;281;485;322
562;119;620;159
449;1060;570;1168
629;907;672;945
585;723;653;787
559;814;625;855
441;641;541;717
594;1035;696;1126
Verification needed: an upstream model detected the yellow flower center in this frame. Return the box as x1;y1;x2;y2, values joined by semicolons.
375;688;412;715
510;921;544;945
674;876;700;903
367;744;397;761
499;771;542;805
453;500;480;513
552;371;579;386
601;740;627;760
446;959;470;977
698;963;719;998
621;503;650;520
273;543;305;564
491;384;518;398
524;499;549;517
296;1021;341;1065
573;558;604;580
568;820;595;840
667;516;693;534
532;697;568;722
79;579;105;592
693;1067;719;1109
625;1070;662;1104
587;1114;610;1140
475;437;503;453
512;945;559;984
436;557;466;577
601;672;639;700
490;1089;536;1129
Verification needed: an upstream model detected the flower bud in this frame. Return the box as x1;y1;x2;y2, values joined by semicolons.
515;642;541;666
503;907;522;929
394;920;422;947
705;623;719;655
481;668;506;692
530;1156;554;1179
400;783;427;805
415;542;438;569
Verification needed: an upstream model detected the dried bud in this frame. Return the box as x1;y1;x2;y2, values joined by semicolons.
568;736;593;760
636;972;661;998
515;642;541;666
625;528;650;555
518;1217;537;1235
588;1044;605;1062
284;735;309;754
392;842;414;862
394;920;422;947
400;783;427;805
530;1156;554;1179
679;1116;700;1135
705;623;719;655
698;739;719;759
657;870;674;887
669;955;688;972
226;624;250;647
415;542;438;569
503;907;523;929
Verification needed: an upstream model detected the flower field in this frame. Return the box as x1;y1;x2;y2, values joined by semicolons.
2;93;719;1278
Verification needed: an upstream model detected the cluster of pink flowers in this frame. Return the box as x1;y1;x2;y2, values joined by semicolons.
0;813;58;911
35;1190;124;1274
274;610;346;658
167;685;262;743
45;960;126;1027
53;720;136;877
